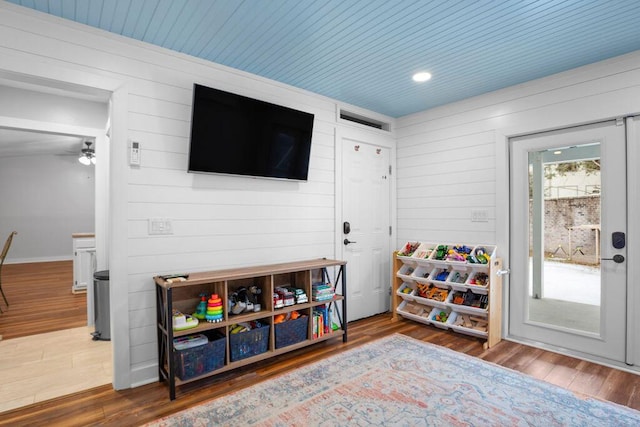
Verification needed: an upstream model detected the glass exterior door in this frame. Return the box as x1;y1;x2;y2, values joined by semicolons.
509;121;627;363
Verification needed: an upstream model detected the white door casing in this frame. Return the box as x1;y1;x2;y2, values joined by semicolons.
509;120;627;363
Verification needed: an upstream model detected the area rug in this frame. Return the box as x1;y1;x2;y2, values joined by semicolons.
147;334;640;426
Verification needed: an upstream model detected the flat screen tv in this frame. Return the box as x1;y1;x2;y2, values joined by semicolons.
188;84;314;181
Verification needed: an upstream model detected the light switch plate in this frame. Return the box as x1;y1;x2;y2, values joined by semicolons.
148;217;173;235
471;208;489;222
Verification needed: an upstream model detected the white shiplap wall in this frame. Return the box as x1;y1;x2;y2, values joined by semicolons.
0;3;395;388
395;50;640;371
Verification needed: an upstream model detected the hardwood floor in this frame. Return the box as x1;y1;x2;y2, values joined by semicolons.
0;261;87;339
1;312;638;426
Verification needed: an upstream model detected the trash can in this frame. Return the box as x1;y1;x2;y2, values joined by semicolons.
92;270;110;341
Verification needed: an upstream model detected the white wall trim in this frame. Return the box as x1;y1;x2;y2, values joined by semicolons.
109;86;131;389
5;256;72;264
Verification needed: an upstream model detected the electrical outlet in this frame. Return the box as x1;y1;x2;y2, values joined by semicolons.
471;209;489;222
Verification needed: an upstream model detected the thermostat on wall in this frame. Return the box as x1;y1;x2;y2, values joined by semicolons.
130;141;141;166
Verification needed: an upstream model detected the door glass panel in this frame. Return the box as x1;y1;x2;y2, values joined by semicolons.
527;143;601;334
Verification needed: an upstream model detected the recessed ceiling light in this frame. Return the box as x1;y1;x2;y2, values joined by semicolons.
412;72;432;82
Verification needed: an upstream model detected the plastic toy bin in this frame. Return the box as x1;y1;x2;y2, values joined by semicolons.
275;316;309;349
230;324;270;362
173;334;226;381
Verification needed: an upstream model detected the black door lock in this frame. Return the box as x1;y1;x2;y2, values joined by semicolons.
601;254;625;263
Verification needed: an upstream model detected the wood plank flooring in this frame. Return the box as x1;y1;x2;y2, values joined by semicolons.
1;312;639;427
0;261;87;339
1;262;638;424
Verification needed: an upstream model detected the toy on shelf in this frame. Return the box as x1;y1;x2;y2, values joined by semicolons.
417;283;449;302
312;282;335;302
432;310;448;323
172;309;199;331
433;245;449;260
274;287;295;307
467;247;491;264
230;320;265;334
192;294;208;320
229;286;262;314
453;314;488;332
205;294;224;322
469;272;489;287
446;245;472;262
398;242;420;257
448;271;469;284
274;310;303;324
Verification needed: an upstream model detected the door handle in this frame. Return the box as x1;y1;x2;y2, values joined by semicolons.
343;239;357;245
601;254;625;263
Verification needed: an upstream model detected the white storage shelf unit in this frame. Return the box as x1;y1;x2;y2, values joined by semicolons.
391;242;503;349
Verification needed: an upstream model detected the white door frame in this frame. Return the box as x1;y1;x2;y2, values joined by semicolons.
496;116;639;370
0;62;131;387
334;122;396;316
509;121;627;362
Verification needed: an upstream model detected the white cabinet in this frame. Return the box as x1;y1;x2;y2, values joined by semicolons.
72;233;96;324
391;242;503;349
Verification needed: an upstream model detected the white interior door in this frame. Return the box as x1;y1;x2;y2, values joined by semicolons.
509;120;627;363
341;138;390;321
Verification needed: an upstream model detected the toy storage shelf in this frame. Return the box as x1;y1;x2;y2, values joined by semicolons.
391;242;502;349
155;258;347;400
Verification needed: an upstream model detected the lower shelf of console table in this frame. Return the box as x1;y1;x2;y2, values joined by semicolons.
155;258;347;400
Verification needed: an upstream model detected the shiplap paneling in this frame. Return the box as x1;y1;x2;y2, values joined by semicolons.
0;3;394;389
394;50;640;373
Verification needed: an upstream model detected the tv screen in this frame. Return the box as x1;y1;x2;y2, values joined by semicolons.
188;84;314;181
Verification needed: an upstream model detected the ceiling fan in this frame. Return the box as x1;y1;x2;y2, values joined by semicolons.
78;140;96;165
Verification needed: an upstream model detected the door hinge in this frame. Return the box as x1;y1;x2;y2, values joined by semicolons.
389;226;392;236
389;165;392;175
616;117;624;126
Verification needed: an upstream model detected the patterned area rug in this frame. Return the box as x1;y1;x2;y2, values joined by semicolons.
148;334;640;426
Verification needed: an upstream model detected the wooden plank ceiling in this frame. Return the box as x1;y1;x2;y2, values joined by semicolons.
7;0;640;118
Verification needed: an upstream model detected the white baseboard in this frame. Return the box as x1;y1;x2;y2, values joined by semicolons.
5;256;73;264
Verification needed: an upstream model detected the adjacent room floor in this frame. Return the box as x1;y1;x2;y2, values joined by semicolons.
0;326;112;413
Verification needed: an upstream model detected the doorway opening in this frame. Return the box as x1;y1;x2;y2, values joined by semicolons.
0;80;111;412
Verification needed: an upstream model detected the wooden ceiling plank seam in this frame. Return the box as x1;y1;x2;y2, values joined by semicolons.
120;0;147;38
237;0;331;73
181;1;238;56
74;0;90;24
134;0;160;41
140;0;174;44
214;1;282;66
166;1;214;52
256;0;368;77
155;0;194;49
280;0;424;83
320;0;624;103
108;0;133;34
232;0;309;71
197;0;248;60
294;0;493;90
281;0;455;84
427;3;640;97
311;0;561;93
